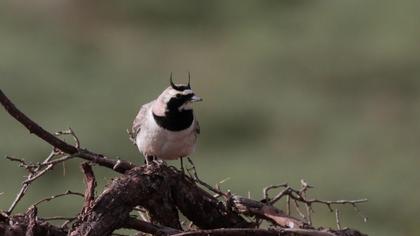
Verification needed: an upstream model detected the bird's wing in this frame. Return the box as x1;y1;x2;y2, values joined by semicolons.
129;101;154;143
194;119;200;135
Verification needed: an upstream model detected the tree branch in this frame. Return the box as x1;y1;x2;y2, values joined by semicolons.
0;89;135;173
81;163;96;213
70;165;251;236
171;228;366;236
0;213;67;236
123;217;182;235
231;196;305;229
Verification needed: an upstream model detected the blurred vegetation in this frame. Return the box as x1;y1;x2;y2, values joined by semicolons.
1;1;419;235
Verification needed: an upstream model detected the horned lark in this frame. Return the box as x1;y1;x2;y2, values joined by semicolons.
130;73;202;167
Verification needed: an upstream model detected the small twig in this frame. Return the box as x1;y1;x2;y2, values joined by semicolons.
186;158;228;198
33;190;84;207
267;181;367;226
231;195;305;228
42;149;58;164
300;179;313;191
270;186;292;204
23;163;55;184
5;156;36;173
5;151;75;214
214;177;230;198
286;195;291;215
305;203;312;225
300;179;313;224
351;203;368;222
61;218;76;229
41;216;77;221
7;182;30;214
32;155;75;169
55;128;81;149
294;200;307;220
113;159;122;170
263;183;288;201
335;209;341;230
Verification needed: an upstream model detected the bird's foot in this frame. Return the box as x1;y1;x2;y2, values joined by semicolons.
145;156;163;167
152;158;165;166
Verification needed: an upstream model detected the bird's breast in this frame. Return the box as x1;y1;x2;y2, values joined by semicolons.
136;111;197;160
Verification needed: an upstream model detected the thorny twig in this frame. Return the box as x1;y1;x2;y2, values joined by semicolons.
263;179;368;226
33;190;84;207
187;156;367;229
5;156;36;174
263;184;288;201
55;128;80;148
4;128;81;215
5;149;71;214
186;157;228;198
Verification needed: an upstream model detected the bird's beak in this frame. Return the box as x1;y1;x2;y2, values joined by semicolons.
190;95;203;102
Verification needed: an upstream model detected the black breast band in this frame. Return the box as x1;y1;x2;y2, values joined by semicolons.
153;110;194;131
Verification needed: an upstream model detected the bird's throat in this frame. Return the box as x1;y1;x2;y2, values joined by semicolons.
153;109;193;131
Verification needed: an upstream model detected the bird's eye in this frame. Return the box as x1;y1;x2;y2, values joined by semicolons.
176;94;181;98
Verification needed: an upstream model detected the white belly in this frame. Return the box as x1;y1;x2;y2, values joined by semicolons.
135;112;197;160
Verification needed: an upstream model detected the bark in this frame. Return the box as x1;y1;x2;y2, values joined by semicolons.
70;165;250;236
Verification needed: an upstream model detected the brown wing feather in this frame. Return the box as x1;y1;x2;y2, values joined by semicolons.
194;119;200;135
130;101;153;143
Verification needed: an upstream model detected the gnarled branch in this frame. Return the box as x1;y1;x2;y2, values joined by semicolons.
0;89;135;173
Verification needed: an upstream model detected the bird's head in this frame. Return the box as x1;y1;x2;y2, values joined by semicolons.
153;73;202;116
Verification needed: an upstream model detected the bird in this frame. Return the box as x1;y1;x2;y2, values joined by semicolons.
130;73;202;169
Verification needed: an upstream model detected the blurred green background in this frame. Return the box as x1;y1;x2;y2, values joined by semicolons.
1;1;419;235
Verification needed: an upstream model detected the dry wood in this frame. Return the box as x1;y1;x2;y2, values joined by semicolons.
0;89;367;236
231;196;305;228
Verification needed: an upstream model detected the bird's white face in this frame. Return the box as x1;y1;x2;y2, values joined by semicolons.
157;86;202;114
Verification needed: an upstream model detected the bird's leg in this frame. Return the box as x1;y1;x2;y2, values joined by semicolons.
152;156;165;165
145;155;154;166
180;157;185;174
